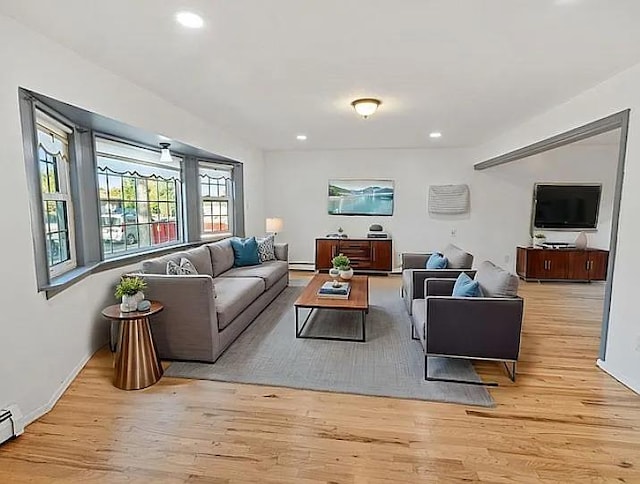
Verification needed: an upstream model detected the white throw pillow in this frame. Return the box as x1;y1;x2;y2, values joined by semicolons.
257;234;276;262
166;257;199;275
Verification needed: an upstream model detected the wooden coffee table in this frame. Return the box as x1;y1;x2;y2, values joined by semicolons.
294;274;369;342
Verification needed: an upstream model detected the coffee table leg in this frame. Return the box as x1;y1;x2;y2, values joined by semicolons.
295;306;299;337
114;317;163;390
361;310;366;342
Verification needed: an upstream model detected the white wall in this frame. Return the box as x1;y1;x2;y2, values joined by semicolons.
475;62;640;394
472;139;618;263
0;14;265;424
264;141;618;271
264;148;475;266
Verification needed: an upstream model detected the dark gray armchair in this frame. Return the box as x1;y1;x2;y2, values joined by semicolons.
401;244;475;314
410;261;524;385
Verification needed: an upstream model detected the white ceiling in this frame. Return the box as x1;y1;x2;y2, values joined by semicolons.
3;0;640;151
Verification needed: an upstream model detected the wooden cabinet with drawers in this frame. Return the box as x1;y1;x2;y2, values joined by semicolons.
516;246;608;282
315;238;393;273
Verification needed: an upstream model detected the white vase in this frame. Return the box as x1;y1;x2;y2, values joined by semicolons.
339;267;354;280
120;292;143;312
575;231;588;249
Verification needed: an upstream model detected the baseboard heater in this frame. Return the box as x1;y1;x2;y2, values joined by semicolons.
0;405;24;446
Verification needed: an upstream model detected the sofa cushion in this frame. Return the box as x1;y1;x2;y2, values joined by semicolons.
411;299;427;343
230;237;260;267
442;244;473;269
213;277;265;330
452;272;480;297
167;258;198;275
475;261;519;298
426;252;448;269
207;239;235;276
142;251;187;275
183;245;213;276
218;260;288;290
257;234;276;262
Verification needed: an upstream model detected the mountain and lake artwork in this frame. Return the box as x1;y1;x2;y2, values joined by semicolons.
328;179;394;216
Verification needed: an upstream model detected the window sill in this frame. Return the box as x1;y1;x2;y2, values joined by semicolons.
43;237;231;299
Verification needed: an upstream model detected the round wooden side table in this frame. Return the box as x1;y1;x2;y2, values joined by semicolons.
101;301;164;390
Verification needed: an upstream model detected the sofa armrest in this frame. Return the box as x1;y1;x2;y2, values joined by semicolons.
275;243;289;262
424;278;457;296
408;269;476;299
135;273;221;362
402;252;432;270
425;296;524;361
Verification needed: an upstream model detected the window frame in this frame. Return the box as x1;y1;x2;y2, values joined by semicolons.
198;161;234;238
19;88;246;297
94;135;185;259
35;111;78;277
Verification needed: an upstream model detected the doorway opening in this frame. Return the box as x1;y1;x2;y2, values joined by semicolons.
475;110;630;363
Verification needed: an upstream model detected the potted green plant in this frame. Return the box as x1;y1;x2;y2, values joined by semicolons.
533;231;547;247
115;276;147;312
332;253;353;280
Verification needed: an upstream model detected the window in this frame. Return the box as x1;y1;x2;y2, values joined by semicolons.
20;89;245;295
199;163;233;236
96;138;183;258
36;110;76;277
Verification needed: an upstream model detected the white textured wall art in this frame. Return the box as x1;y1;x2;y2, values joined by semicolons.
428;184;470;215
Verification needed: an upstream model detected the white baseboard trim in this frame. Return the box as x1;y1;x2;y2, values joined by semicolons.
596;359;640;395
22;350;95;427
289;262;315;271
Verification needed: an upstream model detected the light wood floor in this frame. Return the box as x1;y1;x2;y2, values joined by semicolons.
2;275;639;483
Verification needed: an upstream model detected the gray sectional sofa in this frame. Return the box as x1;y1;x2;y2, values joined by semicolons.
139;239;289;363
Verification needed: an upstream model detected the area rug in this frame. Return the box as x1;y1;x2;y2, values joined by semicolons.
165;277;495;407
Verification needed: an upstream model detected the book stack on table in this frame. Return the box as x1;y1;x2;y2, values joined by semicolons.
317;281;351;299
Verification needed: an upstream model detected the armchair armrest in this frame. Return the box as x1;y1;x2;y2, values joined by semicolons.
424;278;457;296
425;296;524;361
135;273;220;362
275;243;289;262
402;252;432;270
407;269;476;299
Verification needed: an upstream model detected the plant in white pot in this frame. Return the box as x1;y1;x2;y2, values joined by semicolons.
533;231;547;247
115;276;147;312
332;253;353;280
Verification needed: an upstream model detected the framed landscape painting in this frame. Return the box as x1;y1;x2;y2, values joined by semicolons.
328;179;394;216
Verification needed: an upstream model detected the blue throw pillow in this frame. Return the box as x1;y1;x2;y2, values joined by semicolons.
230;237;260;267
452;272;481;297
426;252;448;269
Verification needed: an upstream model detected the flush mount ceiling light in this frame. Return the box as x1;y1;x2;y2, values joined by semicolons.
351;98;381;119
159;143;173;162
296;134;307;141
429;132;442;139
176;11;204;29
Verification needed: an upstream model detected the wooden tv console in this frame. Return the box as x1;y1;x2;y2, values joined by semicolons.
516;246;608;282
315;237;393;273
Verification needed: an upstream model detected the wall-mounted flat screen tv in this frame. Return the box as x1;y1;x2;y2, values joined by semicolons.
533;184;601;229
328;179;394;216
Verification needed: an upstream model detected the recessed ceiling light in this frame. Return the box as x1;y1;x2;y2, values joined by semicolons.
296;134;307;141
429;132;442;139
176;11;204;29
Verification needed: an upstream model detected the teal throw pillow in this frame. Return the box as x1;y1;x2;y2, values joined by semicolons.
230;237;260;267
426;252;448;269
452;272;481;297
